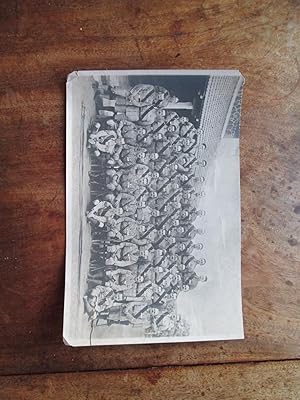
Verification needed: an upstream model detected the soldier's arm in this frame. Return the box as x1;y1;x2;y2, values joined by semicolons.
151;282;160;291
123;120;137;128
128;84;154;107
136;119;155;127
107;243;126;253
101;200;113;209
83;296;94;317
125;243;139;253
91;201;112;213
90;201;110;214
91;130;107;140
107;182;117;191
114;257;138;267
94;142;108;152
138;262;152;276
111;268;132;276
150;317;159;332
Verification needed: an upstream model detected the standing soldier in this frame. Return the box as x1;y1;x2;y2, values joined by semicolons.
182;272;207;292
86;199;123;228
111;84;178;108
105;192;138;218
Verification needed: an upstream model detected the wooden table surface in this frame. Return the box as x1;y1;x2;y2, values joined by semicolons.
0;0;299;398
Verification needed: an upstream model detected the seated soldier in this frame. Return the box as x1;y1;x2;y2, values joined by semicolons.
88;128;125;156
149;310;177;337
114;102;167;126
135;275;160;303
106;168;145;193
181;272;207;292
152;286;179;307
83;284;116;321
109;144;144;169
123;126;148;147
164;111;180;126
107;119;147;146
87;121;101;141
181;135;198;155
168;224;203;241
181;255;206;275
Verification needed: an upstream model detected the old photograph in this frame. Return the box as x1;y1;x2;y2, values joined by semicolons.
64;70;244;346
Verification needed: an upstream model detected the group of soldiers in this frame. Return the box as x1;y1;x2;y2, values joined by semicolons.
83;81;207;337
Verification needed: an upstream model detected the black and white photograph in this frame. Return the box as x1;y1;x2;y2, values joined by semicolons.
64;70;244;346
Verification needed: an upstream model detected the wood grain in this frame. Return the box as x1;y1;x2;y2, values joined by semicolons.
1;360;300;400
0;0;300;376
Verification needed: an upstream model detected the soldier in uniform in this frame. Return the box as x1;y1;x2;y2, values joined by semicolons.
164;111;180;125
180;190;202;208
170;224;203;241
158;161;179;178
181;135;198;155
151;310;177;336
136;203;160;225
109;144;146;169
135;275;160;303
108;217;149;246
114;102;167;126
104;192;137;218
182;272;207;292
105;242;140;267
86;199;123;228
88;127;125;156
180;121;195;138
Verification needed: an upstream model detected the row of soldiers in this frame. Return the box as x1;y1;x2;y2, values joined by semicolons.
84;82;207;337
